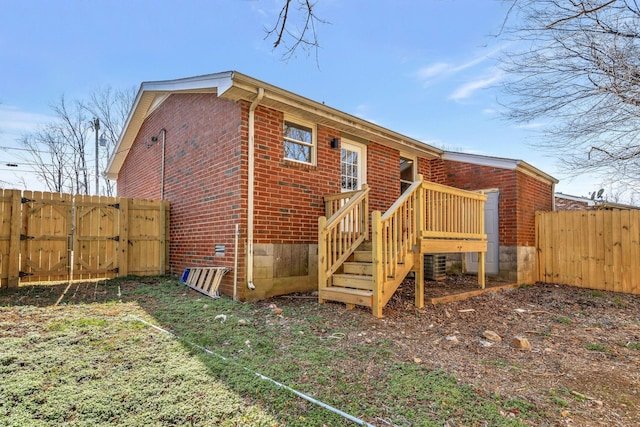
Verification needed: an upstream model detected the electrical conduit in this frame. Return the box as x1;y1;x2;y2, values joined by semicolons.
247;88;264;291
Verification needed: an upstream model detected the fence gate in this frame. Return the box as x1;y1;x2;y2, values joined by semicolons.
0;190;168;287
73;195;120;281
20;191;73;283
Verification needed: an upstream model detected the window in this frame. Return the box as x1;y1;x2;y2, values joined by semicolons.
284;119;315;165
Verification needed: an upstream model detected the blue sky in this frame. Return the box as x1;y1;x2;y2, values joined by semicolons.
0;0;598;195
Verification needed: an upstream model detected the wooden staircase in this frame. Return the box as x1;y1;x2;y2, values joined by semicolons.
321;242;374;309
318;176;488;318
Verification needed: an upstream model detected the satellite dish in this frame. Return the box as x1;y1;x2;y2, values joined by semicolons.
591;192;596;200
597;188;604;199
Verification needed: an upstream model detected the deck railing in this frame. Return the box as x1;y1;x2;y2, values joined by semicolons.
318;185;370;288
324;188;363;218
422;181;486;240
373;180;422;281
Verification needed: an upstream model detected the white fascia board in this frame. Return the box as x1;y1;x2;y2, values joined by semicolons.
442;151;520;170
442;151;558;185
140;71;234;94
105;72;235;180
555;192;596;205
227;72;443;159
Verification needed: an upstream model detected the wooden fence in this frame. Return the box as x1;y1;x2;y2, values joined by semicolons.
0;189;169;288
536;210;640;295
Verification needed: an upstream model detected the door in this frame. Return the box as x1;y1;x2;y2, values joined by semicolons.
341;140;366;192
340;140;366;232
466;191;499;274
400;156;416;193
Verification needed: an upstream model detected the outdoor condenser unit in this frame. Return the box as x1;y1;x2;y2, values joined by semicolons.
424;254;446;281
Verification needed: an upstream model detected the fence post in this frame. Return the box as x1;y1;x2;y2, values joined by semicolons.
159;200;167;275
318;216;327;303
7;191;21;288
118;198;129;277
371;211;383;318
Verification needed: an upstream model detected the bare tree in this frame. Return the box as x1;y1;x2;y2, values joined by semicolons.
265;0;326;61
20;124;71;193
499;0;640;191
82;86;136;196
20;88;134;195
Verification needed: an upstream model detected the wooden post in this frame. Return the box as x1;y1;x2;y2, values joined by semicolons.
414;180;425;308
478;191;485;289
371;211;383;318
7;191;21;288
478;251;485;289
415;254;424;308
118;198;129;277
361;184;369;239
318;216;327;303
159;200;167;275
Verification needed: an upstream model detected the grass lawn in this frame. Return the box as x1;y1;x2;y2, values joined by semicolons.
0;277;540;426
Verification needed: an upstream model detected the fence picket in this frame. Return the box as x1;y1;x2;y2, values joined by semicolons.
0;190;167;288
536;209;640;295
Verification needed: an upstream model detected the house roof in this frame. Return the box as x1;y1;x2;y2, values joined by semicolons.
106;71;443;180
555;192;640;210
441;151;559;185
554;192;596;205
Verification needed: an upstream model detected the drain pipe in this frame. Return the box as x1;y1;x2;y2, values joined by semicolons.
247;88;264;291
233;223;239;300
160;128;166;200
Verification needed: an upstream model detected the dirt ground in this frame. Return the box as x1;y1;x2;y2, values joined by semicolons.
3;277;638;426
271;278;640;426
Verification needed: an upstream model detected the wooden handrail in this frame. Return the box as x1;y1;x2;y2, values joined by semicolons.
373;177;423;297
372;176;487;316
318;186;370;289
324;186;367;218
422;181;487;240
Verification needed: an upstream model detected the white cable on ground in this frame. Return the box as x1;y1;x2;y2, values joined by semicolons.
128;315;375;427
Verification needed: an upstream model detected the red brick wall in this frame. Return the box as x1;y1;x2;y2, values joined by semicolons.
248;104;342;243
367;143;401;213
516;172;554;246
117;92;445;298
425;158;446;184
433;159;553;247
438;159;517;246
117;93;246;296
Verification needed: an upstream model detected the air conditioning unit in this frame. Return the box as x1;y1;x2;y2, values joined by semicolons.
424;254;446;281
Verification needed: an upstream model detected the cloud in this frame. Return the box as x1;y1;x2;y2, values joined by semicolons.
0;105;53;145
415;44;507;86
352;103;378;124
448;70;504;101
416;63;451;81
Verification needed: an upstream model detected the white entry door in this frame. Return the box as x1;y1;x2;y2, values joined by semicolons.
341;140;366;192
466;191;499;274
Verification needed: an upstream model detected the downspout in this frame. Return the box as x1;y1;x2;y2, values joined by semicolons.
247;88;265;290
160;128;166;200
551;182;556;211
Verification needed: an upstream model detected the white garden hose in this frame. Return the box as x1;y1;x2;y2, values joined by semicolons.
129;315;374;427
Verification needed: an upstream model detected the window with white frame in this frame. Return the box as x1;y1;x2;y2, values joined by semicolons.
284;118;315;165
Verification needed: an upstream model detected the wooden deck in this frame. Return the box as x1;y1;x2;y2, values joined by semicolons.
318;176;489;317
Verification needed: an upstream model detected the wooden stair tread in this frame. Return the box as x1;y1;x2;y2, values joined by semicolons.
333;273;372;280
320;286;372;296
319;286;373;307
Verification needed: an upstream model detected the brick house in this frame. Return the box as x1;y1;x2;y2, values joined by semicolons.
106;71;556;313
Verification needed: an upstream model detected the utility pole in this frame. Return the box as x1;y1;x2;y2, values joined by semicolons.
92;117;100;195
